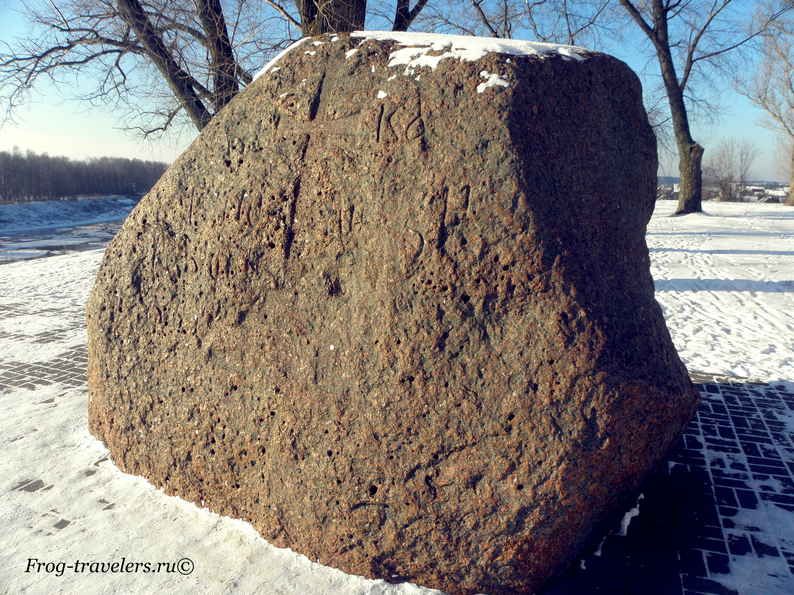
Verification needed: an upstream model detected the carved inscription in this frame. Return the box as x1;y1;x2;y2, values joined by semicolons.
399;227;425;278
421;183;472;257
376;102;425;145
199;88;431;285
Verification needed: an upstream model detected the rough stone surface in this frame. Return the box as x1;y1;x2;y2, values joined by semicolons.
87;32;699;594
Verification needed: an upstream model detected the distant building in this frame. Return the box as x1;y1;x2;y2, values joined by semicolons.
658;180;788;203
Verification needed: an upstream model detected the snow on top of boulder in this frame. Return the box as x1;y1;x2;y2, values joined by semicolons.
352;31;588;74
253;37;311;80
254;30;588;81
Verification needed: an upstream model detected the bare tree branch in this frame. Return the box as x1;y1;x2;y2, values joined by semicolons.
116;0;211;129
195;0;239;111
264;0;302;29
469;0;501;36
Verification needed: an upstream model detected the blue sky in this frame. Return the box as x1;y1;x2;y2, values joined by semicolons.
0;2;787;180
0;4;192;163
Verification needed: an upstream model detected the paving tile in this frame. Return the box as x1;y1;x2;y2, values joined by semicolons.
705;552;731;575
726;533;752;556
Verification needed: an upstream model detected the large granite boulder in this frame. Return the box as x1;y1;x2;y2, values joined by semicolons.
87;31;698;594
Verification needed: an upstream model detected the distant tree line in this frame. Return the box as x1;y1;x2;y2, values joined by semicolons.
0;148;167;203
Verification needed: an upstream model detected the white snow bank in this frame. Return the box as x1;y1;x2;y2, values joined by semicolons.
254;31;588;81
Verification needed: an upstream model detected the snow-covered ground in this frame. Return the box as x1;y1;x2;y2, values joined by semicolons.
0;200;792;594
649;200;794;383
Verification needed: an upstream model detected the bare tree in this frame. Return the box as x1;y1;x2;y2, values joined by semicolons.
705;138;738;201
618;0;791;215
736;12;794;205
736;138;759;193
0;0;430;138
392;0;430;31
778;138;793;191
704;137;759;201
115;0;213;130
0;0;287;136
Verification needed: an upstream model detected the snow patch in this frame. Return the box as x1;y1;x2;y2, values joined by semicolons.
377;90;388;99
617;493;644;536
256;32;587;84
592;533;607;557
477;70;509;93
697;437;794;593
345;49;359;59
769;406;794;434
253;37;311;80
716;551;793;595
351;30;588;77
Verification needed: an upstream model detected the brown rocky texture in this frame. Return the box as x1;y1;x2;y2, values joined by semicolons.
87;33;699;594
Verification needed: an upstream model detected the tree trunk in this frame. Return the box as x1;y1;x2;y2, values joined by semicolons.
297;0;367;36
116;0;211;130
787;144;794;206
195;0;239;112
676;141;704;213
393;0;428;31
658;60;703;214
647;2;703;215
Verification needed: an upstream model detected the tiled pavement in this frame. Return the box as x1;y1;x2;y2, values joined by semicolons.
0;345;87;391
2;324;792;593
545;376;794;594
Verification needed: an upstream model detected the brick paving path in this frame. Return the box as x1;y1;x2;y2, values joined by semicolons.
546;378;794;595
0;345;86;392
